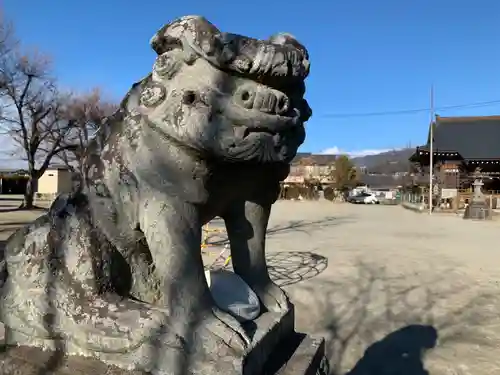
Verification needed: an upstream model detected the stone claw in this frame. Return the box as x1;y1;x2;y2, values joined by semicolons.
210;306;251;352
253;280;290;314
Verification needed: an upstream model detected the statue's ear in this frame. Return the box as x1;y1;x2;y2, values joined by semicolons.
150;28;180;56
150;15;216;55
150;15;221;65
150;27;198;65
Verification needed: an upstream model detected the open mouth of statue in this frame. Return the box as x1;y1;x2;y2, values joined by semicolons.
225;101;302;136
235;125;275;138
233;125;283;146
225;120;305;163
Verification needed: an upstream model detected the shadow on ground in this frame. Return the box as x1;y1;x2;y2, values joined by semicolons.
205;216;354;246
346;324;437;375
203;216;337;286
0;221;32;234
265;216;354;237
0;206;47;213
267;251;328;286
0;206;23;213
287;259;499;375
0;198;22;213
0;196;23;201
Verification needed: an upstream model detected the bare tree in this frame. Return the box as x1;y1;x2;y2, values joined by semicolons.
0;9;17;59
0;38;76;208
54;88;117;174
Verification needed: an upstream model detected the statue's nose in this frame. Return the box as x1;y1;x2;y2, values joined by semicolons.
234;86;290;116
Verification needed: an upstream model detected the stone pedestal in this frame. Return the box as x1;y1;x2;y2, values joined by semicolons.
0;307;328;375
463;178;491;220
463;200;491;220
263;333;328;375
0;336;327;375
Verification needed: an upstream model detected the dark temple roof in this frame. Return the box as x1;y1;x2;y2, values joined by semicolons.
421;115;500;160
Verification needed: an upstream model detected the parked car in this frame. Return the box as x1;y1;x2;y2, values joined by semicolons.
347;192;379;204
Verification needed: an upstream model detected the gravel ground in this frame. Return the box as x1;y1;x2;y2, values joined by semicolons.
2;199;500;375
261;201;500;375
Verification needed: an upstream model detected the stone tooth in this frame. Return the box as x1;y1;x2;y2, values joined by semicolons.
273;133;281;146
262;94;277;114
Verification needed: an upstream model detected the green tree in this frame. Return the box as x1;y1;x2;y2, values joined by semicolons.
331;154;358;191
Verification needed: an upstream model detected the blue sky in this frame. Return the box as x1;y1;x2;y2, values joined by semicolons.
3;0;500;157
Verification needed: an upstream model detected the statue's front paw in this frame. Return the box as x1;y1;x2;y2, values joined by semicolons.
253;280;290;314
206;306;251;354
157;307;249;375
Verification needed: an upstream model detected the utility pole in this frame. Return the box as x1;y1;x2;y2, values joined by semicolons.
429;85;434;215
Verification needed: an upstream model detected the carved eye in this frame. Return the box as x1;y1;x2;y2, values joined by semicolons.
182;90;198;105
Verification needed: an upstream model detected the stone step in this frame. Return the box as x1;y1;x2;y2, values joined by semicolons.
261;333;329;375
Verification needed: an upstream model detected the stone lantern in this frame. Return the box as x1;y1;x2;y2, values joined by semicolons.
463;168;491;220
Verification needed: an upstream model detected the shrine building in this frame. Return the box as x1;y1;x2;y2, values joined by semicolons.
409;115;500;208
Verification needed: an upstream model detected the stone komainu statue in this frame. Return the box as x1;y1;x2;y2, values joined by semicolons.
0;16;312;375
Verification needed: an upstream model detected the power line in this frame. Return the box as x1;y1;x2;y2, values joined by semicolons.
320;99;500;119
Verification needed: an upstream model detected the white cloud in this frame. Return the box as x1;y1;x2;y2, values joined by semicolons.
320;146;399;158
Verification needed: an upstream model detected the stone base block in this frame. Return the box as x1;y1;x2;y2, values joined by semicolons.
262;333;328;375
0;345;143;375
463;201;492;220
0;334;328;375
1;308;296;375
244;308;295;374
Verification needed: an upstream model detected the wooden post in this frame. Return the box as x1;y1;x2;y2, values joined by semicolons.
429;85;434;215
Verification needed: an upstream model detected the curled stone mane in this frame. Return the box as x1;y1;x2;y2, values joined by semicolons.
150;16;310;84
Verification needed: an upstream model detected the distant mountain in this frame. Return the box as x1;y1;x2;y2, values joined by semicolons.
351;148;415;173
292;148;416;174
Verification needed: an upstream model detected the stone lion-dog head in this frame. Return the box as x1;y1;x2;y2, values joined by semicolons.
118;15;311;165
